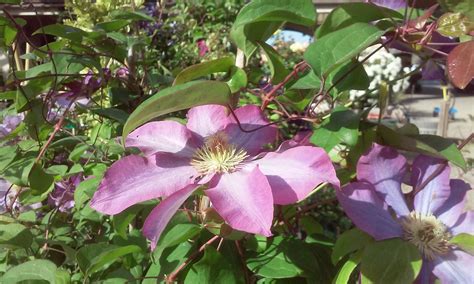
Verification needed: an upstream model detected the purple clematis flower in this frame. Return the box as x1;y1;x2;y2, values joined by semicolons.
115;67;129;79
48;174;83;212
0;113;24;138
422;60;446;81
368;0;406;10
54;69;110;109
337;144;473;283
91;104;339;249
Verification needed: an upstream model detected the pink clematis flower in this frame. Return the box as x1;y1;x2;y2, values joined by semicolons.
197;39;209;57
91;104;339;249
337;144;473;283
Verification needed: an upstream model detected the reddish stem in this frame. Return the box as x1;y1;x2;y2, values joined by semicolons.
166;235;220;283
261;61;308;110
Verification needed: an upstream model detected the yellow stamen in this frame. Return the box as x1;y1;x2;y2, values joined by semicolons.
400;211;451;260
190;132;248;175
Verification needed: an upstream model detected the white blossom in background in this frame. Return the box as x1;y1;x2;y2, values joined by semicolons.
350;44;416;101
309;100;331;117
289;42;309;52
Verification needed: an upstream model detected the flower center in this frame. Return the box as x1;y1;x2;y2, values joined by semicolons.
400;211;451;260
190;132;248;175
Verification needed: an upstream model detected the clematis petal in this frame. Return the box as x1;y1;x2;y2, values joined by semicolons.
369;0;406;10
432;249;474;283
206;166;273;236
249;146;339;204
126;121;199;157
225;105;277;155
186;105;230;138
357;144;410;216
450;212;474;236
276;130;313;152
415;261;435;284
143;185;198;250
436;179;472;232
336;182;403;240
90;154;197;215
412;155;451;216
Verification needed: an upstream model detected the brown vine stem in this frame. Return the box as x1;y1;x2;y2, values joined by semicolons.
235;240;250;284
412;132;474;196
166;235;220;283
35;95;79;163
260;61;309;110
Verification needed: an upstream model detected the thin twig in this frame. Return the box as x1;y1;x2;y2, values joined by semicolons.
166;235;220;283
261;61;309;110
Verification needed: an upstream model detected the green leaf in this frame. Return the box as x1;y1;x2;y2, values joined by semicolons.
74;176;101;210
51;54;86;81
332;228;373;264
0;0;21;4
34;24;88;42
233;0;316;29
154;223;201;260
173;57;235;85
361;239;422;284
258;41;290;84
376;124;467;170
334;250;362;284
0;145;17;172
25;62;52;78
227;66;248;93
143;242;195;283
68;144;91;163
45;164;68;176
450;233;474;255
311;106;360;152
95;20;131;32
112;205;143;239
438;0;474;21
231;21;282;58
0;90;16;100
111;10;155;22
122;80;231;141
437;12;473;37
16;79;52;112
55;269;71;284
185;246;243;284
299;216;324;235
316;3;402;38
231;0;315;58
1;151;36;186
0;223;33;249
28;163;54;195
1;259;57;284
76;244;142;276
91;108;130;124
291;61;369;94
88;245;142;275
246;236;321;279
305;23;385;77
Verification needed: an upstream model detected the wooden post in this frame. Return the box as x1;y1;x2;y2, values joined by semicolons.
437;86;450;137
